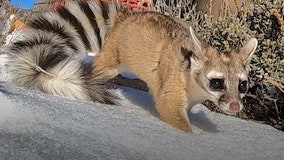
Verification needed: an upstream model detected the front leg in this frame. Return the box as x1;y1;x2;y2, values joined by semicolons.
155;88;193;133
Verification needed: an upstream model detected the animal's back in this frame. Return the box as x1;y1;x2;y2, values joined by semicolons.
95;12;192;93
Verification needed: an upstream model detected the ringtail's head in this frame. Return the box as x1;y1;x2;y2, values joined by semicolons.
187;27;257;115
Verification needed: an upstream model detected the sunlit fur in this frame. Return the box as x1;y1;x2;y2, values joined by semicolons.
93;11;257;133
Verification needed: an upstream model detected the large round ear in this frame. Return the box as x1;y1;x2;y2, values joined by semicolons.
189;26;203;58
239;38;258;65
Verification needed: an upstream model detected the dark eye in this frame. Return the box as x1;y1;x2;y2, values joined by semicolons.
239;81;248;93
209;78;225;91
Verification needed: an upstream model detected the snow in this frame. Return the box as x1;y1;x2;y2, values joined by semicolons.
0;81;283;160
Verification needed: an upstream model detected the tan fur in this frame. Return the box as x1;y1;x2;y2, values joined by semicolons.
92;11;257;133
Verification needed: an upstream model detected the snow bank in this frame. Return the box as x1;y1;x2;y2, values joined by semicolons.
0;82;283;160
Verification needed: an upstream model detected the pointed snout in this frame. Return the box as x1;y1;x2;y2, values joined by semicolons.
218;101;243;115
229;102;241;112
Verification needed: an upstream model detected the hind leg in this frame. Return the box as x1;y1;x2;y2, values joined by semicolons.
92;41;120;80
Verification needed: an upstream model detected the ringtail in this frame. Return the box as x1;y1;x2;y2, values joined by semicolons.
93;11;258;133
3;0;257;133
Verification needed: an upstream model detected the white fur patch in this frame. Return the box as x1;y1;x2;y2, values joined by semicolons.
206;71;224;79
46;59;89;101
240;93;246;98
87;52;98;57
238;73;248;81
190;57;202;70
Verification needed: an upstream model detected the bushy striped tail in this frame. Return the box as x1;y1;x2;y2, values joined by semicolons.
4;35;116;104
2;0;123;104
